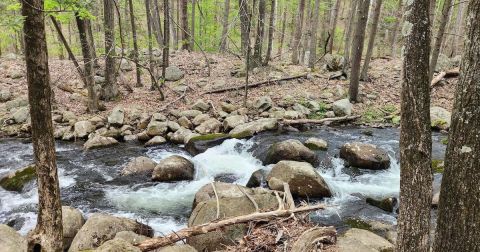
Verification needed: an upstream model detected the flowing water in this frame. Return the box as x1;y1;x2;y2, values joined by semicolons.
0;127;446;236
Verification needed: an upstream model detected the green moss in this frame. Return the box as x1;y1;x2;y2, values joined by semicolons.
0;164;36;192
383;104;397;114
230;131;253;139
189;133;228;142
432;159;445;173
391;116;401;125
441;138;449;145
366;197;396;212
362;108;384;123
307;111;326;120
345;218;372;231
432;119;448;128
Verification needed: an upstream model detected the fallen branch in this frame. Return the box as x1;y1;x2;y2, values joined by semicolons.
203;74;308;94
56;83;75;93
135;203;325;251
280;115;361;125
431;68;460;87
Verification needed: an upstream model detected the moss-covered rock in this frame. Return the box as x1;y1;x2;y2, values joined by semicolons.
185;133;229;155
0;164;36;192
366;197;397;212
344;218;372;231
432;159;445;173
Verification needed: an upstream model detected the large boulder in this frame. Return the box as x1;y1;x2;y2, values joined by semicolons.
185;133;230;155
338;228;394;252
121;157;157;176
195;118;221;134
332;98;352;116
68;214;153;252
114;231;149;244
223;115;247;130
267;161;331;198
168;127;196;144
430;106;451;130
152;155;195;182
74;121;95;138
0;164;36;192
0;224;27;252
246;169;268;188
304;137;328;150
95;238;141;252
254;96;273;112
84;135;119;150
188;183;279;251
144;136;167;147
108;106;125;126
340;142;391;170
165;66;185;81
178;110;203;119
264;139;319;166
229;118;278;136
324;53;345;71
159;245;197;252
191;99;210;112
146;121;168;137
12;107;29;124
191;114;210;126
62;206;85;249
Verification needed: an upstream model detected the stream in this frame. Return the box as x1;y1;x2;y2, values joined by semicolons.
0;127;446;236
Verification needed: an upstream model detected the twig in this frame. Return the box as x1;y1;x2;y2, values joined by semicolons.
211;182;220;219
203;74;308;94
280;115;361;125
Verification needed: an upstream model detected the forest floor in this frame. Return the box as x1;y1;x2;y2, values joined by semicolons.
0;50;456;126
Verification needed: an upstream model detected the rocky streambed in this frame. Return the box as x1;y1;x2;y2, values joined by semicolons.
0;126;447;251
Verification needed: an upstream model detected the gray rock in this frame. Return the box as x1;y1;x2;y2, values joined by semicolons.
264;139;319;166
165;66;185;81
144;136;167;146
12;107;29;123
267;160;331;198
195;118;221;134
229;118;278;136
220;102;237;113
324;53;345;71
338;228;394;252
291;227;336;252
0;224;27;252
146;121;168;136
292;103;311;115
167;120;181;132
254;96;273;112
177;116;193;129
5;96;28;110
333;98;353;116
95;238;141;252
168;127;194;144
325;111;336;118
68;213;153;252
152;155;195;182
304;137;328;150
179;110;203;119
306;101;321;111
192;114;210;126
0;164;36;192
121;156;157;176
223;115;247;130
191;99;210;112
0;90;12;102
119;59;133;71
340;142;391;170
430;106;451;130
94;75;105;84
284;110;302;119
108;107;125;126
63;111;77;123
62;206;85;250
159;245;198;252
74;121;95;138
246;169;268;188
84;135;118;150
114;231;149;245
151;113;167;122
185;133;230;155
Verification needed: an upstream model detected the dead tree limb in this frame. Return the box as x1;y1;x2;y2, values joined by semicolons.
431;68;460;87
280;115;360;125
203;74;309;94
135;203;325;251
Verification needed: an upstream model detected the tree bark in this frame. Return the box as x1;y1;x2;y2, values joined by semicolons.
145;0;156;88
252;0;266;67
327;0;341;53
219;0;231;51
389;0;403;57
433;0;480;250
162;0;170;88
308;0;321;68
180;0;190;50
277;5;287;58
343;0;358;70
190;0;195;51
429;0;453;81
396;0;432;250
291;0;306;64
152;0;165;48
129;0;142;87
86;19;98;67
103;0;118;100
360;0;383;80
239;0;250;56
348;0;370;102
450;0;465;56
264;0;276;65
21;1;63;251
76;15;99;113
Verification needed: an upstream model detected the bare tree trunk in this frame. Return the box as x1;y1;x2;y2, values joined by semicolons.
145;0;156;89
152;0;165;48
389;0;403;57
129;0;142;87
291;0;306;64
176;0;180;49
50;21;65;60
429;0;453;81
396;0;432;250
219;0;231;51
21;1;63;251
348;0;370;102
76;15;99;112
252;0;266;68
180;0;190;50
450;0;465;56
277;5;287;58
308;0;321;68
430;0;436;27
190;0;195;51
434;0;480;250
360;0;382;80
343;0;358;70
103;0;118;100
264;0;276;65
171;0;178;49
327;0;341;53
300;1;312;64
162;0;170;85
243;1;252;107
239;0;250;56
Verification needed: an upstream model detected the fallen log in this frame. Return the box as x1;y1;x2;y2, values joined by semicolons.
135;203;325;251
202;74;308;94
431;68;460;87
280;115;361;125
56;83;76;94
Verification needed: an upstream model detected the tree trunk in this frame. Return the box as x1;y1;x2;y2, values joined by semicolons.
263;0;276;65
129;0;142;87
219;0;231;51
300;1;312;64
153;0;165;48
21;1;63;251
348;0;370;102
180;0;190;50
145;0;156;88
239;0;250;56
51;21;65;60
103;0;118;100
396;0;432;250
291;0;306;64
190;0;195;51
430;0;436;27
162;0;170;81
86;20;98;66
389;0;403;57
327;0;341;53
76;15;99;113
252;0;266;68
429;0;453;81
176;0;180;49
277;5;287;58
450;0;465;56
360;0;382;80
343;0;358;70
433;0;480;250
171;0;178;49
308;0;321;68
